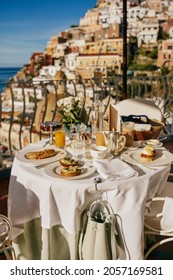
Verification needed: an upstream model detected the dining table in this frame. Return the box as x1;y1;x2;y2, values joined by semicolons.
7;139;172;260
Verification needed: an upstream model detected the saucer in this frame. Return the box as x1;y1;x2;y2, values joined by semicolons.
146;139;163;148
125;141;145;151
85;152;113;161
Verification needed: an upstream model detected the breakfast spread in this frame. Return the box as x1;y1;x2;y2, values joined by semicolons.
140;145;156;163
25;149;56;160
60;166;81;177
60;156;79;167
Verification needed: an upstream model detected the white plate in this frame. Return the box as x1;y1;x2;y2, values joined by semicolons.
16;146;67;165
85;152;113;161
121;149;173;167
44;161;96;180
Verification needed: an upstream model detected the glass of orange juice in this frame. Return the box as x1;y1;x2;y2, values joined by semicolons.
55;129;66;147
95;131;106;146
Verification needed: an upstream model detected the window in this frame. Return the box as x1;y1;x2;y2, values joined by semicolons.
168;46;173;50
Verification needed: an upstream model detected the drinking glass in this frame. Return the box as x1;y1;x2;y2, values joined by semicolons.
95;131;106;146
121;122;134;147
84;128;92;151
69;124;78;141
91;94;104;138
40;121;61;145
73;134;85;159
55;128;66;147
79;123;87;135
40;121;51;144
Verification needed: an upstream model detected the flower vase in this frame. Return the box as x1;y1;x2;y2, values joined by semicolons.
64;124;70;138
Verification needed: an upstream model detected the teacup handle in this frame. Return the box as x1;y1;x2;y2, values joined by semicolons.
118;135;126;152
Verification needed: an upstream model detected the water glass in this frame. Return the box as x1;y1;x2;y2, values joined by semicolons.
69;124;78;141
73;134;85;159
84;129;92;152
79;123;87;135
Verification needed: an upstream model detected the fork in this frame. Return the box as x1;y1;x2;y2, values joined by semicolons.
34;160;58;169
42;140;50;147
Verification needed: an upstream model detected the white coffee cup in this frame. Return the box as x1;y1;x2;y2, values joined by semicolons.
90;145;108;160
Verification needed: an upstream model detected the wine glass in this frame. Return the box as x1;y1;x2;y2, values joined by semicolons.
40;121;50;145
40;121;61;145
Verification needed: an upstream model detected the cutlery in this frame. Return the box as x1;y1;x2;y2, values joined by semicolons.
42;140;50;147
34;160;58;169
159;136;167;142
35;156;83;169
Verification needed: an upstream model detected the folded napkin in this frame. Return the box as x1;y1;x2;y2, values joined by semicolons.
93;158;138;180
161;197;173;228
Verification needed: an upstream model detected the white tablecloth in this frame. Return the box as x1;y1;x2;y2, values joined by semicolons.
8;142;171;260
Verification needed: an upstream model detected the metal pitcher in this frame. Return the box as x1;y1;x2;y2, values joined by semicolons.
104;131;126;155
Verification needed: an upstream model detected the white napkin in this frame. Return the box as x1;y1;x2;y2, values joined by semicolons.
93;158;138;180
161;197;173;227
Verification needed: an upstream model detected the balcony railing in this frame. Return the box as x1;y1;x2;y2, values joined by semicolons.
0;76;173;165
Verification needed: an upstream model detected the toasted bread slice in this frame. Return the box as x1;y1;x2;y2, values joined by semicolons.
60;156;79;167
60;166;81;176
26;149;56;160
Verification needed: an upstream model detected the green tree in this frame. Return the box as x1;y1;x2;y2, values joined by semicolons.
158;30;169;40
70;24;79;28
128;36;138;67
148;47;158;59
160;66;170;75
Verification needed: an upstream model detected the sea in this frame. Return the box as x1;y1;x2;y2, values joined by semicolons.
0;67;22;93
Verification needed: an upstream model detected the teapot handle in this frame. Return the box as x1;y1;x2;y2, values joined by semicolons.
118;135;126;152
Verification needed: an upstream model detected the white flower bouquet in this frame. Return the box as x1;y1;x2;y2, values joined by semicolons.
57;96;85;129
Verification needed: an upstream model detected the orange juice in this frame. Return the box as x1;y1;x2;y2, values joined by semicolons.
95;132;106;146
55;131;66;147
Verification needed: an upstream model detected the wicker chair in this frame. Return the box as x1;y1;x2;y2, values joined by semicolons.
110;97;164;138
0;214;16;260
144;181;173;259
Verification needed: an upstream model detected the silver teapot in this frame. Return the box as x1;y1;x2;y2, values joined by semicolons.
104;130;126;155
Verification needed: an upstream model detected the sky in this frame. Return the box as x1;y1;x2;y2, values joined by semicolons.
0;0;97;67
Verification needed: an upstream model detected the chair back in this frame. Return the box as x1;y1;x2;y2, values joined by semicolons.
115;97;163;121
0;214;16;260
0;215;12;248
112;97;164;133
144;182;173;259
